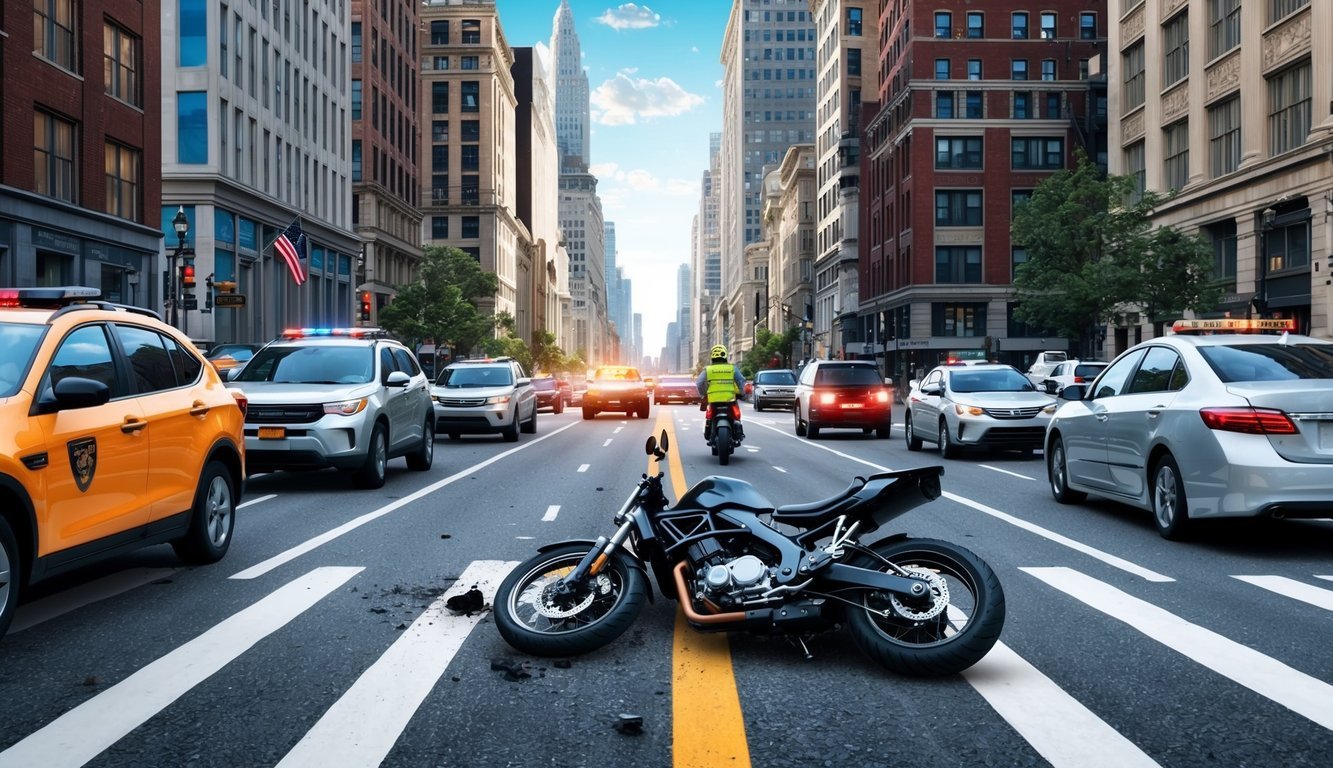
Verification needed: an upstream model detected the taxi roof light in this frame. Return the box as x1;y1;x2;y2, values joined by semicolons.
1170;318;1295;335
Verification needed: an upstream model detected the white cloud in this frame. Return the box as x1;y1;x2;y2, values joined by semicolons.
594;3;661;31
666;179;697;196
588;162;620;178
591;71;704;126
691;46;699;53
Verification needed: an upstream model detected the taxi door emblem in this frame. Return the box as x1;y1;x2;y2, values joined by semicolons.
68;437;97;493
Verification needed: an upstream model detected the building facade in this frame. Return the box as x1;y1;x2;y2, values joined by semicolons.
692;132;724;366
769;143;817;359
676;262;693;371
560;169;607;363
551;0;590;168
513;46;565;347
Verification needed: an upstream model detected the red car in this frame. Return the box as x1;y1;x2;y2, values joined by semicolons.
652;374;700;405
532;376;566;414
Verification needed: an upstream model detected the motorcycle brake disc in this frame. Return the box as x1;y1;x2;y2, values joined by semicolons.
888;566;949;622
534;573;613;619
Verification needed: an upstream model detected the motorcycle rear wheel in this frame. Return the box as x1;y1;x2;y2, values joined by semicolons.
843;538;1004;677
494;543;648;657
716;424;732;465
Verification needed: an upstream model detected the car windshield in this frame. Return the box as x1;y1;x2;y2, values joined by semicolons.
442;366;514;388
814;366;880;386
755;371;796;385
1198;343;1333;382
532;378;556;391
0;323;46;398
949;369;1035;393
235;345;375;384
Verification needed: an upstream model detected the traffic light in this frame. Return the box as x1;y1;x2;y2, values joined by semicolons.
359;291;372;321
181;264;196;290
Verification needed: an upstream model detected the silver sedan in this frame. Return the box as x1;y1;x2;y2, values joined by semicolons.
1045;327;1333;539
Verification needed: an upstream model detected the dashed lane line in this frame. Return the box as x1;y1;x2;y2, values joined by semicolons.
237;494;277;509
773;466;788;473
578;463;590;472
979;464;1035;481
602;438;613;447
1232;575;1333;611
542;505;560;522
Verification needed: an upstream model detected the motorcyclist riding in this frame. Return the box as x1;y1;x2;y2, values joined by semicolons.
696;344;746;441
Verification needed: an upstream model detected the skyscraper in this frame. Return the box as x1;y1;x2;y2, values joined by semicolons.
552;0;590;169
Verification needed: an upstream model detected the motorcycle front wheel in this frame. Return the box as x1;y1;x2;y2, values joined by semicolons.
843;538;1005;677
494;542;648;657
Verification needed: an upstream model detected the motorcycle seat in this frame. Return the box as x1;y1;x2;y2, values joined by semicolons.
771;477;866;525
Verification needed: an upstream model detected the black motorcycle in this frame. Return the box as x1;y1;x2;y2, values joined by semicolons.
704;400;743;465
494;431;1005;677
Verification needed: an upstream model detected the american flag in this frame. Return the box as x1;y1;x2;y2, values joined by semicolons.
274;219;307;285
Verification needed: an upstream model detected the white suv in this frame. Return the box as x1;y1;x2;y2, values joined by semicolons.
432;358;537;442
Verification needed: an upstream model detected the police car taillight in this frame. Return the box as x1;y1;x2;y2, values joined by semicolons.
1171;318;1295;334
0;286;101;309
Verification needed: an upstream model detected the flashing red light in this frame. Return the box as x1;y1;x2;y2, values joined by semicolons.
0;289;19;308
1199;407;1298;435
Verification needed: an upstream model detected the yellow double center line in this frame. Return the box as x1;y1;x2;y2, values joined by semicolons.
649;410;752;768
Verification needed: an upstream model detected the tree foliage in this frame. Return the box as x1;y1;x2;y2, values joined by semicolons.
739;327;802;378
1011;153;1220;352
377;245;499;357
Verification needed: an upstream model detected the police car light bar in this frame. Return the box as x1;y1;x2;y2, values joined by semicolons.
1170;318;1295;334
280;327;388;339
0;286;102;308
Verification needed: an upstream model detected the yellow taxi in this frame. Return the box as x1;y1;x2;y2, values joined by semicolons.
0;287;246;637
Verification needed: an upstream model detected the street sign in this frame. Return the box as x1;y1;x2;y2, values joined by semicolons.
215;293;247;308
182;294;198;311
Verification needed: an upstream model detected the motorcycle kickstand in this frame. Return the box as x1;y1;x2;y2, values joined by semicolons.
794;636;814;662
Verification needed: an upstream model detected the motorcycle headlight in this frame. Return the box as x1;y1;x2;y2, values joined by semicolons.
954;404;985;417
486;394;511;405
324;398;368;416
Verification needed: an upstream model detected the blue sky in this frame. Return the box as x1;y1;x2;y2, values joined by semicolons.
499;1;733;365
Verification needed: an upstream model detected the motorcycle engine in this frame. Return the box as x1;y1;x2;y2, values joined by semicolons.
696;554;774;609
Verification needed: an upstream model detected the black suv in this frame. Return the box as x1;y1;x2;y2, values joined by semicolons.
793;360;893;439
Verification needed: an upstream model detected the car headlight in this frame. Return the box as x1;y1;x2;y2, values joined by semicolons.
1042;403;1057;414
324;398;368;415
954;404;985;416
486;394;511;405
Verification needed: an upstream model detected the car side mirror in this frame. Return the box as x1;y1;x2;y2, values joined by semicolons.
883;377;894;387
38;376;112;414
517;377;531;387
385;370;411;388
1060;384;1086;401
922;382;942;396
908;379;919;390
1043;380;1056;394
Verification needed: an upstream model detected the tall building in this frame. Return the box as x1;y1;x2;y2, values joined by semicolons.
676;262;693;371
1109;0;1331;341
161;0;361;344
552;0;590;168
767;144;817;358
420;0;522;324
633;312;643;371
811;0;879;357
513;46;566;345
353;0;422;325
1;0;162;304
605;221;620;356
691;132;724;365
861;1;1105;383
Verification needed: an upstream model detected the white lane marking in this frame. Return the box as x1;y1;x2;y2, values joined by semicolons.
752;420;1173;583
275;561;516;768
1023;567;1333;730
515;536;535;540
963;642;1161;768
542;505;560;522
8;568;178;635
979;464;1034;481
1317;575;1332;583
230;422;581;580
602;438;613;447
614;426;624;434
0;567;362;768
577;464;590;473
1233;575;1333;611
773;466;788;474
237;493;277;509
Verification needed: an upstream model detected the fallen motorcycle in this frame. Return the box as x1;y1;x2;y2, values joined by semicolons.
494;431;1004;677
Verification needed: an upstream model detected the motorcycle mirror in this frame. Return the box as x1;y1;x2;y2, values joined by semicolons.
644;435;658;455
659;430;669;453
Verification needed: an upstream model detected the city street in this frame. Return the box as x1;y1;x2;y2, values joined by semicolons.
2;403;1331;768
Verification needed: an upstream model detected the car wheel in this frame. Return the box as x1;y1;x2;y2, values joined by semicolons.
876;423;891;439
0;515;23;638
755;400;764;412
172;460;236;564
521;404;537;434
807;420;821;439
794;404;807;437
502;415;520;442
353;422;390;488
554;400;565;415
1151;454;1192;540
582;407;596;420
1048;436;1086;504
904;412;923;451
938;419;957;459
638;401;650;419
406;418;434;471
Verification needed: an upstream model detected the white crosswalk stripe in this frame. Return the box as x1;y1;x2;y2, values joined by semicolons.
1232;575;1333;611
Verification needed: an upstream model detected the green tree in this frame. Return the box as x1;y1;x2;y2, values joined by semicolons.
480;312;535;371
377;245;499;360
530;330;564;374
1011;153;1219;356
740;327;801;378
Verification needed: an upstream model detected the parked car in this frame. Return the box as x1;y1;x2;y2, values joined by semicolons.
652;374;699;405
1040;360;1108;395
432;357;537;441
228;328;434;487
905;363;1056;457
206;342;259;373
1025;350;1071;387
0;286;247;637
1046;318;1333;539
793;360;893;439
752;368;798;411
584;365;650;419
532;375;566;414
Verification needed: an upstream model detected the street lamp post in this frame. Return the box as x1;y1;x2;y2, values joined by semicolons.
1254;206;1276;319
169;207;189;329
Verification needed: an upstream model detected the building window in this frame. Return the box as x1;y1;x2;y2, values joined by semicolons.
1163;12;1189;88
1011;247;1029;281
1039;12;1056;39
967;59;982;80
1268;61;1311;156
461;176;479;204
1123;43;1145;112
936;247;982;283
351;80;362;119
847;48;861;77
430;20;448;45
1205;220;1237;284
462;216;479;238
104;142;139;219
936;91;955;119
1041;59;1056;81
176;91;208;164
1208;0;1240;59
935;12;951;38
432;120;448;142
461;120;480;142
846;7;862;36
351;22;362;62
461;145;479;172
432;81;448;113
932;303;987;337
1012;12;1029;39
1012;60;1028;80
1045;92;1062;118
936;136;982;169
461;19;481;44
935;59;951;80
1013;92;1032;119
1270;0;1309;25
1265;217;1310;271
462;81;479;112
431;174;448;203
462;56;479;70
431;56;450;70
1124;141;1146;201
966;12;983;39
179;0;206;67
935;190;983;227
104;23;140;106
352;140;362;182
1208;97;1241;177
432;144;448;173
966;91;984;118
35;0;78;71
1011;137;1064;169
1163;120;1190;191
1080;12;1097;39
34;111;76;202
432;216;448;239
